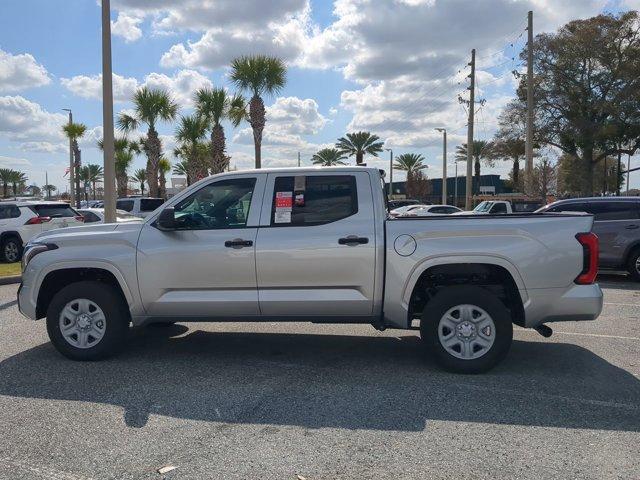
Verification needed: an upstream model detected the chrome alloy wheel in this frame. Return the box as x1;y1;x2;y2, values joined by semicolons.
437;304;496;360
4;241;19;263
58;299;107;349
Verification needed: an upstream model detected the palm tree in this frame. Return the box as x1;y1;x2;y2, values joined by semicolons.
175;115;209;182
99;137;140;197
394;153;427;177
78;166;91;202
172;160;191;186
117;87;178;197
455;141;494;194
158;157;171;199
335;132;384;165
86;164;103;200
230;55;287;169
0;169;12;198
8;170;27;198
489;138;525;191
312;148;347;166
195;87;246;174
133;169;147;196
43;184;56;200
62;122;87;205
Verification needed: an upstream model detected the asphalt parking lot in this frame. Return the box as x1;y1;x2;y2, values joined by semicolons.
0;276;638;480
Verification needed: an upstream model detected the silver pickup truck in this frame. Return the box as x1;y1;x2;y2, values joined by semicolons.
18;167;602;373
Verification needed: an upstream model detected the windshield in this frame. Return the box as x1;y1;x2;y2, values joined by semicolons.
473;201;493;212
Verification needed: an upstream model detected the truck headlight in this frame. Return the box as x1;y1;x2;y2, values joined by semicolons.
21;243;58;271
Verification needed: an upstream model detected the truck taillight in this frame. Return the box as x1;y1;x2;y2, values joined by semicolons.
575;232;598;285
25;216;51;225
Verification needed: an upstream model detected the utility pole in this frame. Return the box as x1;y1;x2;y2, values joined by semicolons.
63;109;74;205
465;49;475;210
454;161;458;206
297;151;301;167
627;154;631;194
525;10;534;196
616;148;622;196
45;171;49;200
385;148;393;198
436;128;447;204
102;0;116;223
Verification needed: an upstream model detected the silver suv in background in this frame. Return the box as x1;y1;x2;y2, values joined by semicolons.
537;197;640;280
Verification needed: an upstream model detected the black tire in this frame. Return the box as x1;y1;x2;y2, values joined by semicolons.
1;236;22;263
46;281;130;361
420;285;513;374
627;249;640;282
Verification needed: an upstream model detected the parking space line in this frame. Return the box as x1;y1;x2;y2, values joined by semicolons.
516;328;640;342
603;302;640;307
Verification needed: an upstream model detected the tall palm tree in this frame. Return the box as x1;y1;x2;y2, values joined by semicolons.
175;115;209;182
8;170;27;198
394;153;427;177
311;148;347;166
195;87;246;174
158;157;171;199
99;137;140;197
455;141;494;194
78;166;91;202
133;169;147;196
87;164;104;200
335;132;384;165
62;122;87;205
172;160;191;186
0;169;12;198
230;55;287;169
117;87;178;197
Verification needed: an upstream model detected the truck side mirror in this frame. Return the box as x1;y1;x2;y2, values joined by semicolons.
156;207;177;231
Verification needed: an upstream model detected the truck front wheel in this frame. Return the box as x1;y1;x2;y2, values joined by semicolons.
420;286;513;374
46;281;130;361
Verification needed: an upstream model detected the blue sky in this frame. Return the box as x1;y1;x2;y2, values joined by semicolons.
0;0;638;193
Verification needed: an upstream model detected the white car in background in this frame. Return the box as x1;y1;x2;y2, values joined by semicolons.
389;204;430;217
0;201;84;262
116;197;165;218
77;208;142;224
402;205;463;216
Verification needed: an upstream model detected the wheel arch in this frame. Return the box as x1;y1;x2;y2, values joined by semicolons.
0;230;23;244
404;257;526;328
34;263;133;319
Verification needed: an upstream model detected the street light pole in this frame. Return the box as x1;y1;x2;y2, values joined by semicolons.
454;160;458;207
435;128;447;204
385;148;393;198
62;109;74;205
102;0;116;223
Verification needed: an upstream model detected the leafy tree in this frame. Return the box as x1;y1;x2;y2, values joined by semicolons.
230;55;287;168
0;169;12;198
519;11;640;195
335;132;384;165
172;159;191;186
490;101;531;192
158;157;171;199
8;170;27;197
532;157;557;199
556;153;623;197
195;88;246;174
43;184;56;199
117;87;178;197
99;137;140;197
455;141;494;194
311;148;347;166
133;168;147;196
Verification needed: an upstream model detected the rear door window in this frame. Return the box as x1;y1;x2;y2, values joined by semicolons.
271;175;358;226
32;204;78;218
586;202;640;221
140;198;164;212
116;200;134;212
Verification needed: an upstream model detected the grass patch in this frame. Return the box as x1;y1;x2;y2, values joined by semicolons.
0;262;21;277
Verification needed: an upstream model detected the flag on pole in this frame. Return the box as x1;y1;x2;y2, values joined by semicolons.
63;167;70;177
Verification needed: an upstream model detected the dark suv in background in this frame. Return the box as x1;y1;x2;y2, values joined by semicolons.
537;197;640;280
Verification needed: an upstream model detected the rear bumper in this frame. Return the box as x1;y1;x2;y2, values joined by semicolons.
523;284;603;328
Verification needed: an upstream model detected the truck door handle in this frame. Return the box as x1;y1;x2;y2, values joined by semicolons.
338;236;369;245
625;225;639;230
224;239;253;248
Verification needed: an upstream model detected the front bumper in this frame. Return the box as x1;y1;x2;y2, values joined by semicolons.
17;281;37;320
523;283;603;328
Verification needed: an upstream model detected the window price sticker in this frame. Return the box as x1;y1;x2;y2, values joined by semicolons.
275;191;293;223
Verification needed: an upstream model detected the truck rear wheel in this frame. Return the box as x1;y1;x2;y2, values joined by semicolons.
420;286;513;374
46;281;130;361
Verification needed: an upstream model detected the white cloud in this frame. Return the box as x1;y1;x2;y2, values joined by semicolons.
142;70;212;106
0;49;50;93
0;96;67;151
60;73;138;102
0;155;32;169
111;12;143;42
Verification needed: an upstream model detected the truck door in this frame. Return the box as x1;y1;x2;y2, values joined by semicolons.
136;174;265;317
255;172;377;318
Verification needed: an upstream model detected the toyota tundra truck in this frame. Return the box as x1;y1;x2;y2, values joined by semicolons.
17;167;603;373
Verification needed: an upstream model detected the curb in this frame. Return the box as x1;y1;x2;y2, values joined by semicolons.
0;275;21;285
